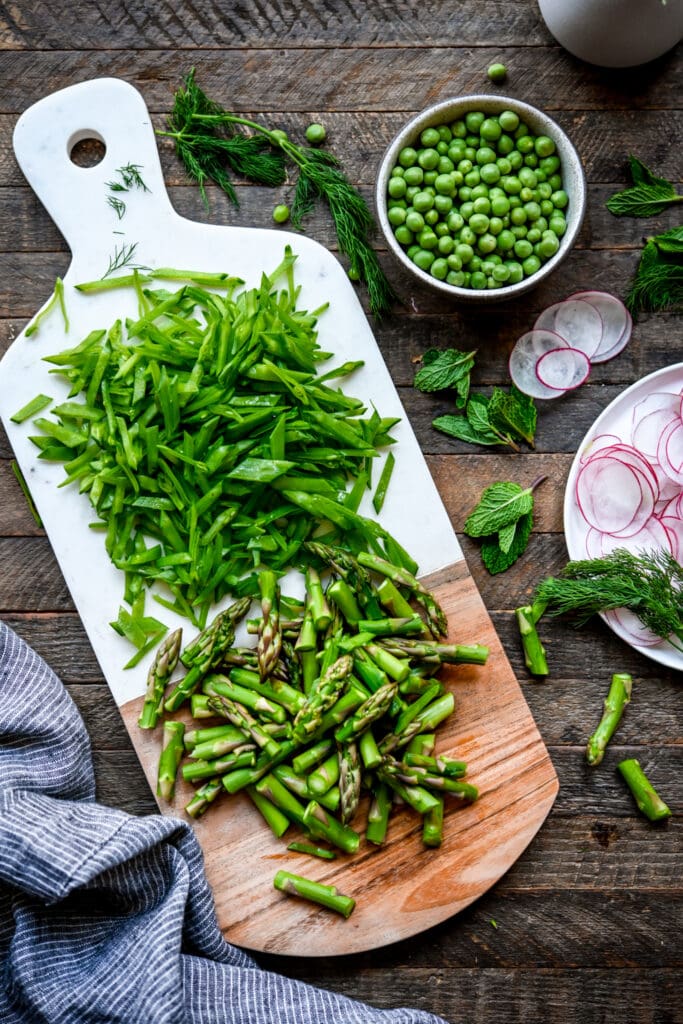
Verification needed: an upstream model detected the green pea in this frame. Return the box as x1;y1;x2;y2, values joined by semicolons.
508;150;523;170
492;263;511;282
391;166;405;177
540;199;554;217
499;110;519;133
399;147;418;168
406;244;420;259
535;169;547;182
460;201;475;221
514;239;533;259
480;163;501;185
403;166;424;187
537;234;559;258
458;185;473;202
551;189;568;209
505;260;524;284
388;206;407;226
405;210;425;233
510;205;527;225
481;118;501;142
487;62;507;83
405;185;420;202
488;216;503;236
420;127;441;147
394;225;415;246
429;258;448;280
502;176;522;195
447;211;465;232
524;153;538;168
522;254;541;276
472;196;491;215
448;141;466;162
452;170;464;186
347;266;360;281
434;194;453;214
516;135;535;154
438;125;453;143
418;148;440;170
465;169;481;187
469;255;483;271
438;156;455;174
305;123;326;144
496;157;512;175
464;146;477;161
491;194;510;216
272;204;290;223
425;209;440;226
418;228;439;249
388;176;407;199
435;223;450;237
469;184;488;201
496;134;514;156
540;155;561;175
470;271;487;289
515;123;530;139
508;194;522;208
526;227;542;244
549;215;567;236
413;248;436;271
519;167;537;188
524;201;541;221
469;213;490;234
447;269;466;286
538;182;552;200
450;119;467;138
480;260;495;275
413;191;434;213
457;158;473;174
511;224;527;239
446;253;462;270
465;111;485;133
437;235;455;255
548;173;563;191
477;232;497;254
476;146;497;166
497;228;516;251
536;216;548;232
459;226;477;246
423;170;438;186
520;187;536;203
455;242;474;264
535;135;556;158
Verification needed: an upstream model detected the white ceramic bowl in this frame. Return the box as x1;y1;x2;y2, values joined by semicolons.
375;95;587;302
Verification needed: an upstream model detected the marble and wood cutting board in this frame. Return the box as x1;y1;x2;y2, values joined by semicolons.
0;78;558;956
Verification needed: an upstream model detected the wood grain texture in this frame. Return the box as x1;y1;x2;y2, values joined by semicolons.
0;1;680;1016
119;561;558;955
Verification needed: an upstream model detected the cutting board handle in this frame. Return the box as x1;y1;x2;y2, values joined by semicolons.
13;78;173;266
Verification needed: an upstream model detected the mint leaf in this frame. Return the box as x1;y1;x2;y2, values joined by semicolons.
481;512;533;574
498;520;517;554
464;481;534;538
628;155;675;191
488;386;537;447
432;414;501;446
606;183;682;218
654;225;683;255
414;348;476;401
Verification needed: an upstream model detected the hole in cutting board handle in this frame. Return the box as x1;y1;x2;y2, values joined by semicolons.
68;129;106;168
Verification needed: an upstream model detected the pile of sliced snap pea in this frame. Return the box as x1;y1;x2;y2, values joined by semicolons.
386;109;568;289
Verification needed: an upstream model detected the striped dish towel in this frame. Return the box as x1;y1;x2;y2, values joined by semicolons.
0;621;448;1024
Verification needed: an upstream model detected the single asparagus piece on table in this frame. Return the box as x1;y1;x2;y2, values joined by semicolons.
586;673;633;766
515;598;549;677
618;758;672;822
286;842;337;860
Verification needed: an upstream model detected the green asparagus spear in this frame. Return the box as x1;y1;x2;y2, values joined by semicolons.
182;747;256;781
378;638;489;665
334;681;398;742
587;674;633;766
357;551;448;637
206;693;281;757
303;800;360;854
292;655;353;742
185;777;223;818
247;785;290;837
255;773;308;826
515;602;549;677
274;870;355;918
422;795;444;848
338;740;361;824
138;627;182;729
618;759;672;822
365;781;392;845
257;569;282;680
286;842;337;860
157;720;185;801
308;752;340;796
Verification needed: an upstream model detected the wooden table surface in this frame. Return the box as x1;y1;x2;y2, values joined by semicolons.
1;3;681;1021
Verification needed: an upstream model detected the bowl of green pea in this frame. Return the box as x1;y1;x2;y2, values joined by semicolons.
376;95;586;300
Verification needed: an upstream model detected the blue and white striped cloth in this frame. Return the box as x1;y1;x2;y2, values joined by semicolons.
0;621;448;1024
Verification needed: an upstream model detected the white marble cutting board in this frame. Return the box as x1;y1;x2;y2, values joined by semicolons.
0;77;462;707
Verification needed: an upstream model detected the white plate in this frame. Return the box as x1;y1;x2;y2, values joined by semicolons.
563;362;683;671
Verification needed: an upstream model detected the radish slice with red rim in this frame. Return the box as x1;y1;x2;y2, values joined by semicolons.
660;516;683;562
631;392;681;460
657;419;683;486
534;299;603;359
583;443;659;495
575;456;656;536
536;346;591;392
604;608;662;648
567;291;631;364
509;329;571;399
580;433;622;462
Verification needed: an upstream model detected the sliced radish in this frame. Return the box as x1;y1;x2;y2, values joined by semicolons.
583;443;659;497
575;456;655;537
657;419;683;486
604;608;663;648
534;299;603;359
568;291;631;364
631;392;681;460
536;347;591;392
660;516;683;561
579;433;622;463
509;330;571;400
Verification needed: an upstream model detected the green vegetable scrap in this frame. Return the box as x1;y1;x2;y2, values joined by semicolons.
617;759;672;823
464;477;544;575
25;277;69;338
606;157;682;313
515;597;548;677
487;64;507;83
274;870;356;918
606;155;682;218
24;249;406;639
586;673;632;767
160;69;394;316
535;549;683;651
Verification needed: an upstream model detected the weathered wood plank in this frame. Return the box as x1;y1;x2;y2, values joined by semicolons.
0;537;73;610
0;1;550;50
3;182;682;255
0;50;680;114
0;458;44;534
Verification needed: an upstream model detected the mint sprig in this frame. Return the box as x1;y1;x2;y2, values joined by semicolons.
606;155;682;218
464;477;545;574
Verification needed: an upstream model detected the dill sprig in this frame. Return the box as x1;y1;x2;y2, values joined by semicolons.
535;548;683;651
158;69;395;316
625;225;683;314
107;195;127;220
101;242;148;280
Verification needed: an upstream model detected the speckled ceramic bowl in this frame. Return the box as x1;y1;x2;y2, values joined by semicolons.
375;95;586;302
